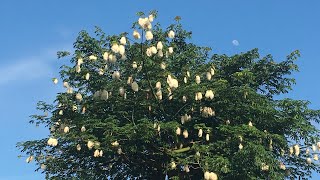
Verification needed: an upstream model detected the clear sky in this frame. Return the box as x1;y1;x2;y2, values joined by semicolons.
1;0;320;179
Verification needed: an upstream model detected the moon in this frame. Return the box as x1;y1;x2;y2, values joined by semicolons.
232;40;239;46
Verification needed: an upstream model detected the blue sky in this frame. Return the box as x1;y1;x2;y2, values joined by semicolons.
1;0;320;179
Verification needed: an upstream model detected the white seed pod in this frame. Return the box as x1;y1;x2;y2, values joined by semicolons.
170;161;176;169
158;49;164;57
53;78;58;84
307;158;312;165
314;154;319;161
95;142;101;148
151;46;157;54
168;30;175;38
204;171;210;180
103;52;109;61
196;92;203;101
132;61;137;69
93;91;100;100
168;47;173;54
279;163;286;170
64;126;70;133
131;81;139;92
210;68;215;76
81;126;86;132
120;36;126;45
67;87;74;94
239;143;243;150
184;165;190;173
85;73;90;80
137;65;142;72
148;14;154;22
121;54;127;60
108;54;117;63
63;81;69;88
306;148;310;155
133;30;141;39
196;151;201;157
76;93;83;102
182;95;187;103
119;45;125;55
205;90;214;100
294;144;300;156
156;82;161;89
40;164;46;170
209;172;218;180
77;58;83;65
50;125;55;132
180;115;185;124
180;114;191;124
89;55;97;61
111;141;119;147
312;145;317;152
52;138;58;147
156;90;162;100
100;90;109;101
76;144;81;151
26;156;33;163
145;31;153;40
99;150;103;157
261;163;269;171
47;138;53;146
58;110;63;115
98;68;104;75
127;76;133;85
119;87;125;96
72;105;77;111
184;77;187;84
160;62;166;69
157;41;163;50
206;72;212;80
94;150;100;157
248;121;253;127
138;17;151;29
201;107;215;117
76;65;81;73
146;48;152;57
167;75;179;89
198;129;203;137
289;147;294;155
239;136;243;142
183;130;189;138
47;138;58;147
176;127;181;135
112;71;121;80
186;71;190;77
195;75;201;84
87;141;94;149
117;148;122;154
206;133;210;141
111;43;119;53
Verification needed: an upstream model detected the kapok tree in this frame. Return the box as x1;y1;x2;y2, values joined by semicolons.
18;11;320;180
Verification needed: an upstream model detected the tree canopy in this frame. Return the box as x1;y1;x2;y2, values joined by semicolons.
18;11;320;180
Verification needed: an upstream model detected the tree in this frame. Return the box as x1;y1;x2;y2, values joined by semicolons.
18;11;320;180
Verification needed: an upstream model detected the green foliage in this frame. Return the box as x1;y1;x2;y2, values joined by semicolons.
18;11;320;180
